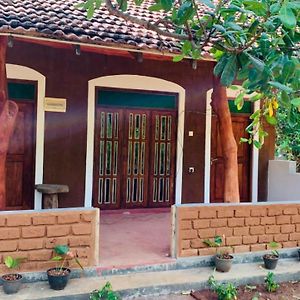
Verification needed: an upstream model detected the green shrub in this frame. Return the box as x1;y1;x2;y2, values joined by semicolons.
208;275;237;300
90;282;121;300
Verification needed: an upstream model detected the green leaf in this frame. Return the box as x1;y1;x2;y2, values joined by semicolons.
281;61;296;84
279;5;296;29
246;53;265;72
177;1;194;25
173;54;184;62
149;3;163;11
51;256;63;261
117;0;128;11
87;4;95;19
253;140;262;149
268;81;293;93
240;137;249;143
265;115;277;125
291;98;300;107
4;256;15;269
213;24;226;33
182;40;192;55
198;0;215;9
161;0;172;11
287;1;300;10
213;56;228;76
54;245;69;255
220;55;237;87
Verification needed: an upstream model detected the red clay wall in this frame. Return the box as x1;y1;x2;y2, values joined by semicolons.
0;208;99;273
175;204;300;257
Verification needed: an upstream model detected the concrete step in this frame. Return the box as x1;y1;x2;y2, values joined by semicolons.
1;257;300;300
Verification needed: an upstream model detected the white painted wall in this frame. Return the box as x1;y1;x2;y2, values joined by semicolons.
268;160;300;202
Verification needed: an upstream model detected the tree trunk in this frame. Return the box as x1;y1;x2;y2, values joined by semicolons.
211;76;240;203
0;36;18;210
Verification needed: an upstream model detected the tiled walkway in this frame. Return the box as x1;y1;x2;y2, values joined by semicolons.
99;208;174;268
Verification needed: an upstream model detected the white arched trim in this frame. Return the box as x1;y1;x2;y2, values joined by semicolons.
6;64;46;210
85;75;186;207
204;88;260;203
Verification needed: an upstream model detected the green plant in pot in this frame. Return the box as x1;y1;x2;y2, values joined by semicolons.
47;245;83;290
263;242;279;270
203;235;233;272
1;256;25;294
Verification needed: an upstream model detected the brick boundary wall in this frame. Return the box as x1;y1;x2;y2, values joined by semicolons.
173;203;300;257
0;208;99;273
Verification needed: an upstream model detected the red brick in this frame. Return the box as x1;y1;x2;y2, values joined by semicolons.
29;250;53;261
261;217;276;225
0;217;6;226
22;226;45;238
199;208;217;219
233;227;249;236
198;248;217;256
190;239;205;249
81;213;94;222
198;228;215;238
245;217;260;226
281;224;295;234
180;220;192;229
292;215;300;224
21;262;38;271
0;228;20;240
0;241;18;251
235;208;250;217
282;241;297;248
192;220;209;229
45;237;69;249
217;209;234;218
72;224;92;235
215;227;233;237
251;208;267;217
258;235;273;243
6;215;31;226
274;234;289;242
226;236;242;246
267;207;282;216
33;215;56;225
289;232;300;241
210;218;227;228
47;225;70;237
251;244;266;252
265;225;281;234
68;237;91;247
179;209;198;220
19;238;44;250
181;240;191;249
228;218;244;227
243;235;258;244
276;215;291;225
250;226;265;235
181;229;198;239
233;245;250;253
180;249;198;257
296;224;300;232
75;248;90;258
57;214;80;224
283;208;298;215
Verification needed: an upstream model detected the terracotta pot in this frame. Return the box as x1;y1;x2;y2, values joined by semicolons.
47;268;71;290
215;255;233;272
263;254;279;270
1;273;23;294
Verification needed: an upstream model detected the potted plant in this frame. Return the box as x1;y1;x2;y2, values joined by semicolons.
1;256;25;294
263;242;279;270
203;235;233;272
47;245;83;290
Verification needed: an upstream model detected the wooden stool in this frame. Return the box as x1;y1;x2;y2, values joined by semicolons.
35;184;69;209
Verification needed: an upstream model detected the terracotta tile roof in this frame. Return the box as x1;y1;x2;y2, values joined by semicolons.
0;0;212;57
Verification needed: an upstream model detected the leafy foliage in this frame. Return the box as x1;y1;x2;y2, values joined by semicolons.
90;282;121;300
268;241;279;257
203;235;223;247
265;272;279;292
4;256;25;270
208;275;238;300
77;0;300;148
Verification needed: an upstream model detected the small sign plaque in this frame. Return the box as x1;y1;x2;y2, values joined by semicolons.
44;97;67;112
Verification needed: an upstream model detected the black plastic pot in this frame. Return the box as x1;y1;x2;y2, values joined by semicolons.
298;249;300;260
47;268;71;290
263;254;279;270
215;255;233;272
1;273;23;294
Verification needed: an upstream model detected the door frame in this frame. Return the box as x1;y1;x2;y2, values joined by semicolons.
204;88;260;203
6;64;46;210
85;75;186;208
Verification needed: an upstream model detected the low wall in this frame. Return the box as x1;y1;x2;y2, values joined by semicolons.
0;208;99;273
174;203;300;257
268;160;300;201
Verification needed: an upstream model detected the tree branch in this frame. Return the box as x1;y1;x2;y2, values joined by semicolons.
105;0;189;41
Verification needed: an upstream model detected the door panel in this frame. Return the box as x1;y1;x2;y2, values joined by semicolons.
94;107;177;209
210;115;251;203
6;101;35;210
